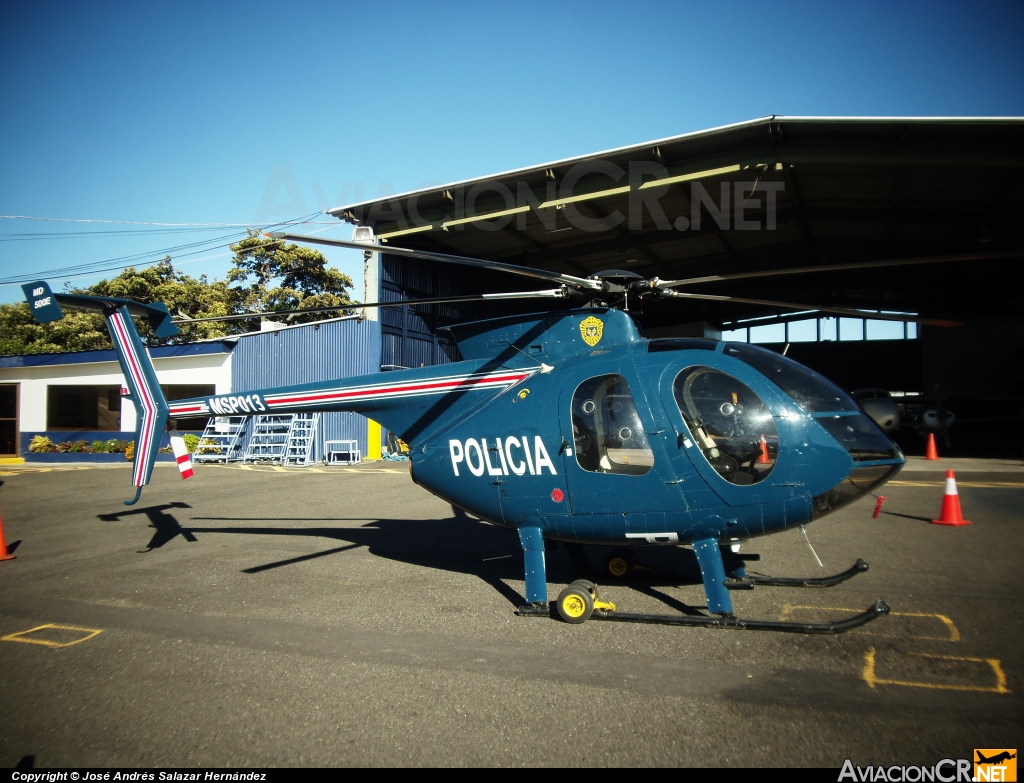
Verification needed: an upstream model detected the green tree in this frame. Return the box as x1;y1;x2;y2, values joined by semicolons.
0;303;110;356
1;259;239;355
0;239;357;356
82;258;237;344
228;231;356;329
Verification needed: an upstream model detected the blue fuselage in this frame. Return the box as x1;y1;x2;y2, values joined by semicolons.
410;336;902;548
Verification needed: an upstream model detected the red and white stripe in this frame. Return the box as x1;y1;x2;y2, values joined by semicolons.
169;433;194;480
261;368;537;410
169;401;209;416
109;310;157;487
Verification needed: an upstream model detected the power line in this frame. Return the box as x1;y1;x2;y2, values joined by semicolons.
0;212;332;286
0;215;343;241
1;215;280;226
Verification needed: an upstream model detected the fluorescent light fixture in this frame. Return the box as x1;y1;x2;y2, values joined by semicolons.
539;184;631;209
378;224;435;241
441;205;530;228
638;163;741;189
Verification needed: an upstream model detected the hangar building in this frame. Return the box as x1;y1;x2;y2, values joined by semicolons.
331;116;1024;456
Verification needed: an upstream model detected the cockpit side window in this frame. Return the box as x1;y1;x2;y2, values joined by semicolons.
572;374;654;476
673;366;778;485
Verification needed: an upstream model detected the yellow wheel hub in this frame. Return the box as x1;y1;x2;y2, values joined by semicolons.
561;593;587;618
608;558;628;577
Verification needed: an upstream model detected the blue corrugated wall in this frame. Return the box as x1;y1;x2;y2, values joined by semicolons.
231;317;382;458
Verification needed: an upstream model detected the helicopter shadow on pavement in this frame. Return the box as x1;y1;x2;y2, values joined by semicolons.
98;502;196;552
97;503;710;612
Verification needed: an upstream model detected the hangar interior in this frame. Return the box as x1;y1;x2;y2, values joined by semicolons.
332;116;1024;457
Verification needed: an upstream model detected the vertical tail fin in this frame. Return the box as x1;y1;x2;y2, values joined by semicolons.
23;281;175;505
106;306;170;503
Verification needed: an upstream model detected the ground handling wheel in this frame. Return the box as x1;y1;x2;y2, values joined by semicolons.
605;548;635;579
556;584;595;624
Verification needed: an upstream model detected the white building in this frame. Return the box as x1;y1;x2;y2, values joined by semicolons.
0;342;233;456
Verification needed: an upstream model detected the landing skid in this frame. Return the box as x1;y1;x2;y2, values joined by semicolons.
517;598;890;634
517;527;883;631
726;558;870;590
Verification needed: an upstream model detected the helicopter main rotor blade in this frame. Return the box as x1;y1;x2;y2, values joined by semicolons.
173;288;571;325
653;249;1022;288
661;289;961;326
268;232;603;291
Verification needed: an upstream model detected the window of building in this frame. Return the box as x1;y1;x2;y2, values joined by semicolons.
748;323;785;343
0;384;17;455
839;318;864;341
865;319;905;340
571;374;654;475
819;317;838;342
786;318;818;342
721;314;918;344
45;384;215;432
46;385;122;430
673;366;778;485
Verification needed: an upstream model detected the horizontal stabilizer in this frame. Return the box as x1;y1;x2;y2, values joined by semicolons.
22;281;179;338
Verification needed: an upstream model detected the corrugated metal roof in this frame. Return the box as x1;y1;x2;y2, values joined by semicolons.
327;115;1024;327
328;115;1024;217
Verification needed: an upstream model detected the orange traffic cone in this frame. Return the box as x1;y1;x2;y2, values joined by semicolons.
0;508;16;561
757;435;771;464
932;470;971;526
924;433;940;460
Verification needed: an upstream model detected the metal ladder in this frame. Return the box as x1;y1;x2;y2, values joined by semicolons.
192;416;248;463
243;415;295;463
283;413;320;466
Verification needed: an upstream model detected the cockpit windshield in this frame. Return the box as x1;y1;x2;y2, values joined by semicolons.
673;366;778;485
722;343;859;413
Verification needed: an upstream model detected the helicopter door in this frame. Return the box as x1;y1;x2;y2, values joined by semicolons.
660;364;788;508
559;371;678;517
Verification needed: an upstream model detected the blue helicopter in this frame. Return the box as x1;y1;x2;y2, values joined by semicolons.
23;234;931;633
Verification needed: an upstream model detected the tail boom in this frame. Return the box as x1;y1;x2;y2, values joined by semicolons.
176;365;540;445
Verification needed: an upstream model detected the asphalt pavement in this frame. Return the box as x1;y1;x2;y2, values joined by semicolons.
0;459;1020;767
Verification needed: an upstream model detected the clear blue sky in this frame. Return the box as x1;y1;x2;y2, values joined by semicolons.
1;0;1022;304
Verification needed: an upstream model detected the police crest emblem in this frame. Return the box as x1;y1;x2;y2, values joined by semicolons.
580;316;604;347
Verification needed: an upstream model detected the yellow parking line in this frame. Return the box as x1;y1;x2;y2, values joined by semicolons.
1;623;103;648
862;648;1010;693
889;480;1024;489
